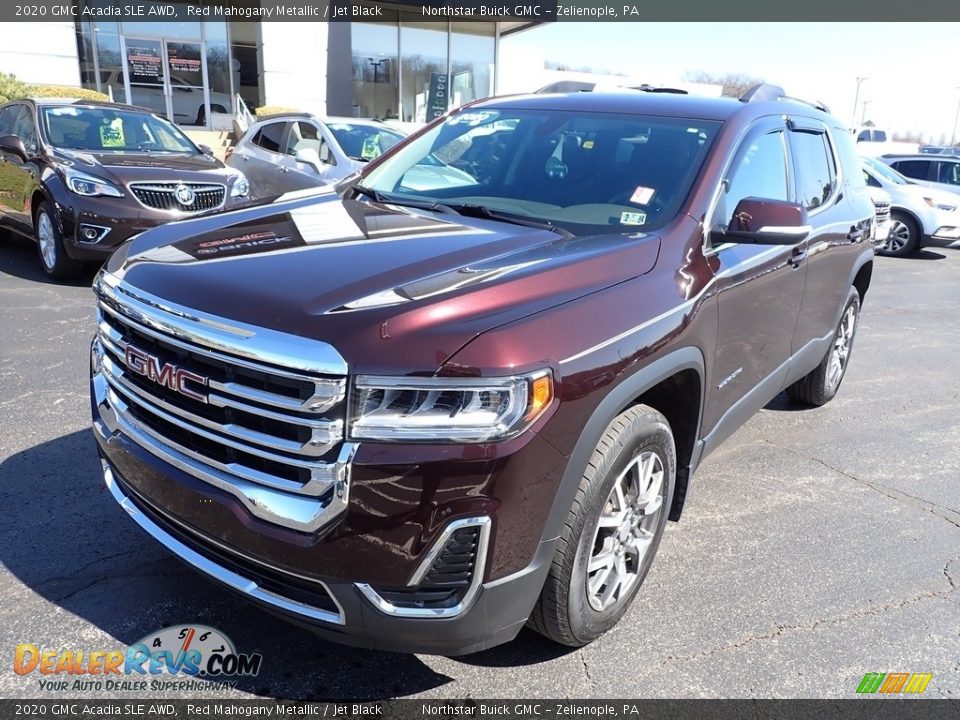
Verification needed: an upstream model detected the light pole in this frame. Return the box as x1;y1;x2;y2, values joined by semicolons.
852;76;868;127
367;57;388;118
860;99;873;126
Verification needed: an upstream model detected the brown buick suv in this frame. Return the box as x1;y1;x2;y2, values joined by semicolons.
0;98;249;280
91;85;875;654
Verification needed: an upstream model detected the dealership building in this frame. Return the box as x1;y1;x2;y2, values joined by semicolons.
0;2;535;129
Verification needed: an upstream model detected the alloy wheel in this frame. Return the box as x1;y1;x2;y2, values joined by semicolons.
586;451;665;612
827;302;858;390
37;211;56;269
883;220;911;254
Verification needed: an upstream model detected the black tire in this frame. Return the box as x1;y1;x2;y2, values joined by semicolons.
195;106;206;125
34;201;83;281
876;211;920;257
528;404;675;647
786;287;861;406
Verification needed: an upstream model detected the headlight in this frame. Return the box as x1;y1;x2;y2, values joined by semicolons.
349;371;554;442
230;172;249;197
62;167;123;198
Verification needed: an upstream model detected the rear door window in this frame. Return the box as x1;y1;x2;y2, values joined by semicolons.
789;129;837;210
891;159;932;181
253;121;286;153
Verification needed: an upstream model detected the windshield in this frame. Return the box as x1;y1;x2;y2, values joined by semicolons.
41;106;198;153
358;108;721;235
863;157;908;185
326;122;404;162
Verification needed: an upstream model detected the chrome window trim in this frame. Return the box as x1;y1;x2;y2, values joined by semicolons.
101;460;345;625
355;516;491;619
95;271;348;376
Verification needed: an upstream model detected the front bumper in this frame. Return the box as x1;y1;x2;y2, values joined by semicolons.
92;356;565;655
56;195;246;261
98;451;554;655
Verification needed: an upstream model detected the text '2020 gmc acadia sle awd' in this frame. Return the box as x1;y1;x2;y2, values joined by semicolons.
91;86;874;655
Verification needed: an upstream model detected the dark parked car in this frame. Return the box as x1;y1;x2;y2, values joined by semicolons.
91;86;874;654
0;98;249;280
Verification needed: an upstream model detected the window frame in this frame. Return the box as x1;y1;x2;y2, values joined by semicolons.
935;159;960;186
704;117;792;253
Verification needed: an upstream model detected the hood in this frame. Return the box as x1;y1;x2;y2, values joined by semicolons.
106;189;661;372
51;148;231;182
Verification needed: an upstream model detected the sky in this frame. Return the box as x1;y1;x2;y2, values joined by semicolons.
502;22;959;142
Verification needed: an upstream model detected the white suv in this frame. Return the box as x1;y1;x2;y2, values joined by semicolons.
862;156;960;256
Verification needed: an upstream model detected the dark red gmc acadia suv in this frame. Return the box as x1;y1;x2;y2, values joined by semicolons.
90;86;875;654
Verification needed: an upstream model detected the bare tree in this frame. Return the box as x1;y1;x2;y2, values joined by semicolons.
683;71;765;98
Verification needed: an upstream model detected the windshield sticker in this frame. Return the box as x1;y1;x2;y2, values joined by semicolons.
629;186;655;205
360;134;381;160
48;107;80;116
620;211;647;226
100;119;125;148
449;110;500;127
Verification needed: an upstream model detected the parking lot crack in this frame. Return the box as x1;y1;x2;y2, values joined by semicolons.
579;651;594;684
762;440;960;531
658;583;958;667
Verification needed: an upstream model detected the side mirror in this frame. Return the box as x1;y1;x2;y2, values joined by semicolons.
198;144;214;156
295;147;323;173
716;197;811;245
0;135;27;161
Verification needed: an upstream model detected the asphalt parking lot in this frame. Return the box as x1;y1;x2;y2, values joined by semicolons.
1;231;958;700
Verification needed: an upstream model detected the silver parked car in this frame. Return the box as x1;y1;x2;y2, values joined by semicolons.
881;154;960;198
225;114;405;198
862;156;960;256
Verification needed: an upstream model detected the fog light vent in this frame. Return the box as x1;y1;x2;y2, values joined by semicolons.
355;516;490;618
79;224;111;244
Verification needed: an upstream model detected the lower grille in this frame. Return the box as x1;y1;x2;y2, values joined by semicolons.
130;182;225;213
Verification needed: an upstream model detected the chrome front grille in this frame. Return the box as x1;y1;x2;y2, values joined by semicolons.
92;272;352;533
874;202;891;225
130;182;225;213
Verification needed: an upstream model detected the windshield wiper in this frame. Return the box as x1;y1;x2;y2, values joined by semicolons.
351;184;459;215
447;204;574;239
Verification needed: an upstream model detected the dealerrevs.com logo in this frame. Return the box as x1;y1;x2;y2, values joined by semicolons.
14;625;262;692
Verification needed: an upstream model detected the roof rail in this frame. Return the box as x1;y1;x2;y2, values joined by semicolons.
740;83;831;114
739;84;786;103
629;84;689;95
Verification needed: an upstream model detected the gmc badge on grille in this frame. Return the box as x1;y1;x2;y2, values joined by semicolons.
124;345;209;403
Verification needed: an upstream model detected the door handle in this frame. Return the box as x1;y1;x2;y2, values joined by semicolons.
789;246;806;268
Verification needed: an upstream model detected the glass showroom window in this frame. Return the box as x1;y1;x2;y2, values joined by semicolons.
450;23;495;110
351;17;400;121
400;17;448;124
